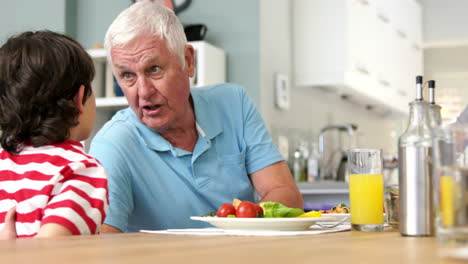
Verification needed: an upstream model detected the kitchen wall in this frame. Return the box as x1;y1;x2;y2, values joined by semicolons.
0;0;67;43
176;0;260;106
421;0;468;43
73;0;130;49
421;0;468;123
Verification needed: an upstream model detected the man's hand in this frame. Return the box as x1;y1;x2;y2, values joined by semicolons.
0;207;17;240
99;224;123;234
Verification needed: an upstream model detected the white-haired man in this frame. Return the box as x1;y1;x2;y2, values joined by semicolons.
90;1;303;233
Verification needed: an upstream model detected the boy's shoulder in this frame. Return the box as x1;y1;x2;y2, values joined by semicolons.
17;141;97;165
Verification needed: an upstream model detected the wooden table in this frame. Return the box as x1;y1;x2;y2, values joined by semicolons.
0;228;465;264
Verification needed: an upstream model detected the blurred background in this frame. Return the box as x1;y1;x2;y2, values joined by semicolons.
1;0;467;207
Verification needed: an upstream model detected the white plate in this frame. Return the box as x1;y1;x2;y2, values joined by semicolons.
324;213;350;220
190;216;340;231
322;213;387;223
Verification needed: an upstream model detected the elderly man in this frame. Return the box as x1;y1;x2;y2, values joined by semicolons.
90;1;303;233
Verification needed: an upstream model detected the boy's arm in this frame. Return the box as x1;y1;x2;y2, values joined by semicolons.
0;207;73;239
35;224;72;238
0;207;17;240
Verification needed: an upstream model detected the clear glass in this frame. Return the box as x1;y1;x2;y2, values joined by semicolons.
384;184;399;228
348;149;384;231
429;104;442;128
433;124;468;244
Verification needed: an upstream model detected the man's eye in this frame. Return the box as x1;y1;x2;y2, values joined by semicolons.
150;66;160;73
122;72;132;79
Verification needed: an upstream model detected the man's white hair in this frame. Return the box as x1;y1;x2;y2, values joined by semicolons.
104;0;187;68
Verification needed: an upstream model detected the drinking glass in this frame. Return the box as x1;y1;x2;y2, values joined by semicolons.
384;184;399;228
434;124;468;244
348;149;384;231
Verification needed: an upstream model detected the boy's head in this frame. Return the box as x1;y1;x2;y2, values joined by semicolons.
0;31;95;154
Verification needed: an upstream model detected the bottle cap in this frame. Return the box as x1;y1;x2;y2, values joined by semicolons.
416;76;424;101
428;80;436;104
416;75;423;84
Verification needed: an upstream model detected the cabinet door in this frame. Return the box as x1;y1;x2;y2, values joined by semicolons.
395;33;413;108
374;8;396;103
189;41;226;88
347;0;374;77
407;0;422;44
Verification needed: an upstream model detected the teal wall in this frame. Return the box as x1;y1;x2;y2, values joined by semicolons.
74;0;130;48
177;0;260;104
0;0;66;43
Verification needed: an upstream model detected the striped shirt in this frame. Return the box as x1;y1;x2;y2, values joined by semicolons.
0;141;108;237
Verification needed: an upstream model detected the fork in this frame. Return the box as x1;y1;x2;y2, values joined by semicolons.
315;216;350;228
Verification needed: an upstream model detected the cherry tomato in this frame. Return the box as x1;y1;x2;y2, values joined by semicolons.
217;203;236;217
255;204;263;216
236;201;257;218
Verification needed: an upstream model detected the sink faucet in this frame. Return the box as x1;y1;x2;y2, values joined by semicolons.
318;123;358;181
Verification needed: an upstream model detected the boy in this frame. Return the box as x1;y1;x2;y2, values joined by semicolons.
0;31;108;238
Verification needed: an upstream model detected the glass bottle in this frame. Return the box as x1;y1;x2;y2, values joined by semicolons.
292;148;306;182
427;80;442;127
307;142;320;182
398;75;435;236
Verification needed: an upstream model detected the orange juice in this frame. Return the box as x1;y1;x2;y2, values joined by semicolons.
440;175;454;227
349;174;384;224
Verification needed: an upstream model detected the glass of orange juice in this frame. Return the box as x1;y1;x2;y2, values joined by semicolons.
348;149;384;231
433;124;468;244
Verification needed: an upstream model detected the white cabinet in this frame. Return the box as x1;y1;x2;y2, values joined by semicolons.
84;41;226;150
189;41;226;87
293;0;423;115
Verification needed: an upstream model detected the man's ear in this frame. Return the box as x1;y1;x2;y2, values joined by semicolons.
74;85;85;114
184;44;195;78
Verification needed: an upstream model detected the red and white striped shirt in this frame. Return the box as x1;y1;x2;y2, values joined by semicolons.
0;140;108;237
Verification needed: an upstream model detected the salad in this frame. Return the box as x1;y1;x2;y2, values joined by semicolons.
321;203;350;214
206;199;322;218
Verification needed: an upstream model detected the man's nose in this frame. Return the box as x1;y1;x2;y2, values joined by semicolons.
137;77;155;99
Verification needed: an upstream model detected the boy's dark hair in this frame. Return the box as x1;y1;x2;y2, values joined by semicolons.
0;30;95;154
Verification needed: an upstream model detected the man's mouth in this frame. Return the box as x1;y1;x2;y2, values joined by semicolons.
143;104;161;111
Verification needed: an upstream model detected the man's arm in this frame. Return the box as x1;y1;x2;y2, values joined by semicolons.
100;224;123;234
250;161;304;209
0;207;17;240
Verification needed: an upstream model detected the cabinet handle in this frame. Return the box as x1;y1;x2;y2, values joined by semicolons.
358;0;369;6
377;14;390;24
355;66;369;75
397;89;408;96
397;30;407;39
379;80;390;87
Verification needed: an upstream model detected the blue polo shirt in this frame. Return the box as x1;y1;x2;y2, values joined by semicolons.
89;83;283;232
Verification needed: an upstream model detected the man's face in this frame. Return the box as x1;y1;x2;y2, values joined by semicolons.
111;35;194;132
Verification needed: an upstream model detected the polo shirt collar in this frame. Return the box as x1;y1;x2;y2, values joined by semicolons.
191;89;223;140
129;111;171;152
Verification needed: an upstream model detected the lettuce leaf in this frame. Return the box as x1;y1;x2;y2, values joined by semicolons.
259;201;305;218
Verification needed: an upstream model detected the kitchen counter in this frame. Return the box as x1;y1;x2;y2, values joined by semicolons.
0;228;465;263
